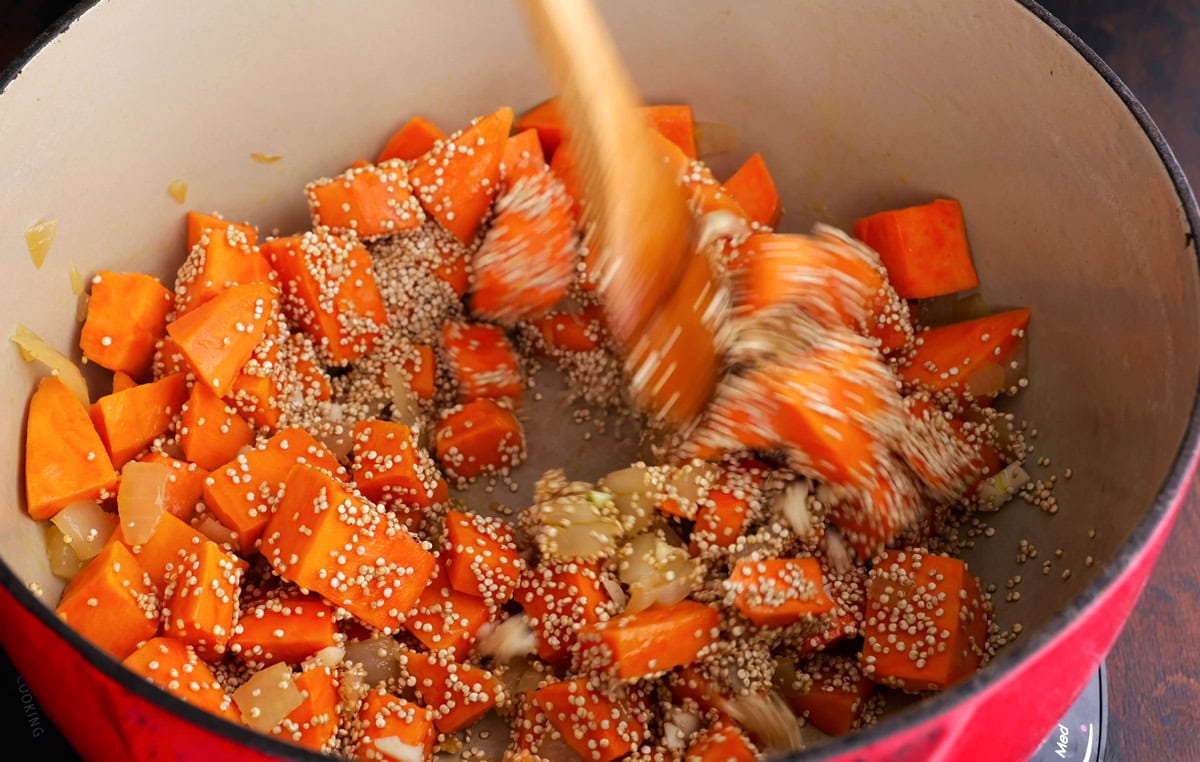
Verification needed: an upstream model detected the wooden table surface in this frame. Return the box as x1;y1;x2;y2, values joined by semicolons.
3;2;1199;760
1036;3;1200;760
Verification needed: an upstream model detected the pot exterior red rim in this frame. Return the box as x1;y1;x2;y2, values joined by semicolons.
0;2;1197;762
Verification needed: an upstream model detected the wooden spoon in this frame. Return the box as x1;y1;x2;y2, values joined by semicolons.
519;0;724;431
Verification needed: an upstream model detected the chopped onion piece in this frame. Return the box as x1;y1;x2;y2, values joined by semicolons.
694;121;739;157
195;512;239;551
251;152;283;163
117;461;170;545
51;501;117;560
233;662;304;732
823;527;853;575
384;363;419;427
663;707;703;751
477;614;538;664
343;636;403;686
601;464;657;534
600;575;628;611
774;480;817;546
11;324;90;406
45;524;86;581
167;179;188;203
721;690;803;755
373;737;425;762
619;531;701;613
313;646;345;669
975;462;1031;512
536;492;624;560
69;264;85;295
25;219;56;268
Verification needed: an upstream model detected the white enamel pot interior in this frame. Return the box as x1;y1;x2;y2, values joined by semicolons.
0;1;1197;761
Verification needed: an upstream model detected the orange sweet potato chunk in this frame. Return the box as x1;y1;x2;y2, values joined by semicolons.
125;636;240;723
25;376;119;521
80;271;174;379
55;541;158;659
261;464;436;632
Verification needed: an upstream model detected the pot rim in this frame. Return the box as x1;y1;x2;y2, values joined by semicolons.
1;2;1197;761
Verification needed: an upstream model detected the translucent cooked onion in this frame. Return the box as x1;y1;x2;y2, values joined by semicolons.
313;646;345;668
384;363;419;427
44;524;86;580
694;121;739;157
721;690;803;755
665;461;719;519
11;324;90;406
663;707;702;751
600;464;657;534
535;492;624;560
194;512;239;551
233;662;304;733
975;462;1031;511
344;637;403;685
51;500;117;560
25;219;56;268
619;531;701;613
373;737;425;762
343;636;404;686
117;461;171;545
774;480;817;546
477;614;538;664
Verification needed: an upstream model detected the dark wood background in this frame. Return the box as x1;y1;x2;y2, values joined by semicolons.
3;1;1198;760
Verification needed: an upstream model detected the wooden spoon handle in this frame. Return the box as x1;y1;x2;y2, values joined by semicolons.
519;0;723;429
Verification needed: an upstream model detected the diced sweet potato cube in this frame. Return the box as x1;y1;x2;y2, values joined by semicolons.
531;678;645;762
261;230;387;365
898;309;1031;404
727;558;835;628
229;592;338;667
576;600;719;679
89;373;189;467
203;426;347;556
784;654;875;737
401;649;499;733
166;282;278;394
175;213;273;316
378;115;446;163
116;511;208;597
443;510;525;606
351;419;448;513
685;721;758;762
433;398;526;481
25;376;119;521
860;549;991;692
441;320;524;403
853;198;979;299
402;558;491;659
161;539;248;660
56;541;158;659
409;107;514;245
179;381;255;471
306;159;425;239
354;688;435;762
261;464;436;632
124;636;240;723
80;271;174;378
517;561;612;668
274;664;341;752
